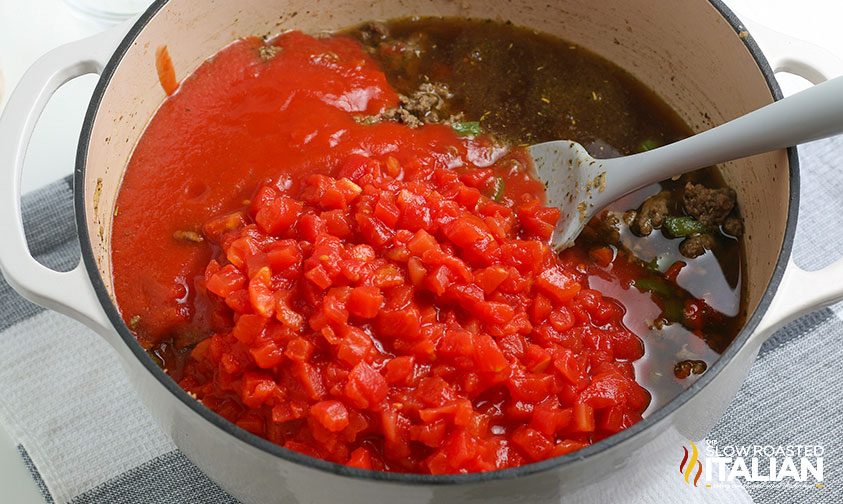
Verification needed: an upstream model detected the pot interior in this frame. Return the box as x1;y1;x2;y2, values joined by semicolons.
82;0;789;379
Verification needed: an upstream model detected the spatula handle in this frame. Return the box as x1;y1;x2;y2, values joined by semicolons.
611;75;843;187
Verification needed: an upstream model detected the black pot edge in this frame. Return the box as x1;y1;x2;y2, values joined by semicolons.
72;0;800;486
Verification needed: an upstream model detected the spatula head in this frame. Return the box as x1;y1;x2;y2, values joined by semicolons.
528;140;609;249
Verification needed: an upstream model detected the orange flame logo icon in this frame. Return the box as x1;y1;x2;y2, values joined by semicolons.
679;441;703;487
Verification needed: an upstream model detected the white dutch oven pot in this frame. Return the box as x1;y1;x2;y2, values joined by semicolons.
1;1;842;503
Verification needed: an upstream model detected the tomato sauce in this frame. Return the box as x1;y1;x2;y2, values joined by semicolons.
113;31;651;473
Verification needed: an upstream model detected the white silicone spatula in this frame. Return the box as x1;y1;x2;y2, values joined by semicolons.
529;75;843;249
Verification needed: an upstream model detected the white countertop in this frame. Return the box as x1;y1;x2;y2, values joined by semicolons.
0;0;841;502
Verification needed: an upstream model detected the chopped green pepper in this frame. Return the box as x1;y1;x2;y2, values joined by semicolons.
451;121;482;137
644;256;661;273
639;139;659;152
146;349;164;368
662;298;685;323
663;216;708;238
633;277;673;298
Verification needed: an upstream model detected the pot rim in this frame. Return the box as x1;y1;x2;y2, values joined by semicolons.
73;0;800;485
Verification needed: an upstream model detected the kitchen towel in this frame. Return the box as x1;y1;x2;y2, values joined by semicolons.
0;132;841;504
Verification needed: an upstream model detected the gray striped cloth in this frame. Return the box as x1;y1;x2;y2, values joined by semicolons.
0;137;841;503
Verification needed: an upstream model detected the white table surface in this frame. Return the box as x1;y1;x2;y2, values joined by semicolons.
0;0;841;502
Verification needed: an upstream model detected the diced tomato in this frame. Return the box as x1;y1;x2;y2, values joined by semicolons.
305;264;333;289
203;211;247;243
338;154;380;182
550;439;589;457
665;260;686;282
507;373;553;403
321;209;353;238
355;213;393;247
553;348;581;384
572;403;595;432
444;215;492;249
344;362;387;410
336;178;363;203
346;286;384;318
241;372;276;408
598;406;625;433
407;229;438;256
207;264;247;298
285;337;315;362
266;242;301;271
549;306;575;332
373;194;400;228
472;334;509;373
256;195;303;235
376;308;420;340
233;314;267;344
383;356;415;385
292;361;326;400
227;236;260;269
275;294;304;331
237;412;265;436
474;266;509;294
523;344;551;373
347;447;374;469
536;266;581;303
473;301;515;325
530;405;573;437
250;340;285;369
336;327;375;366
424;265;453;296
311;400;350;432
272;401;308;424
407;257;427;286
410;419;448;448
589;246;614;267
511;426;553;461
530;293;553;324
297;213;325;242
249;267;275;317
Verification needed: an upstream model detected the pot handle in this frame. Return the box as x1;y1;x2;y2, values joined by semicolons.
743;18;843;83
0;27;127;333
755;258;843;339
744;21;843;339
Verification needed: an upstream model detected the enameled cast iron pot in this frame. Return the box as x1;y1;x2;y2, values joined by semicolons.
2;1;843;502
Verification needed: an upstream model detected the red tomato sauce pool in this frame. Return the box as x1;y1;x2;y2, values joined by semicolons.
113;31;650;474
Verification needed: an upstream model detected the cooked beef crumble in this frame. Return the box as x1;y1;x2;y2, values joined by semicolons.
628;191;671;237
356;82;458;128
722;216;743;238
359;21;390;43
683;182;736;226
679;233;716;258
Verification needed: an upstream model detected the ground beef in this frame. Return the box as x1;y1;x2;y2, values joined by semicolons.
581;211;622;245
377;107;424;128
629;191;671;236
358;82;455;128
258;45;281;61
359;21;389;43
679;233;716;258
683;182;736;226
722;217;743;238
596;211;622;245
172;230;204;243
